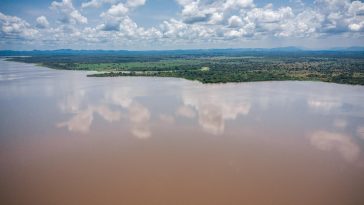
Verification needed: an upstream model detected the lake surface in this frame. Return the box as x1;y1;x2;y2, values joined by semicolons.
1;59;364;205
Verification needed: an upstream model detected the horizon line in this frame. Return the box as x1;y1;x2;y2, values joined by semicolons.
1;46;364;52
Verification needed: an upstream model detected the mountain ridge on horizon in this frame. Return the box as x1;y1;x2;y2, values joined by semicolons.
1;46;364;56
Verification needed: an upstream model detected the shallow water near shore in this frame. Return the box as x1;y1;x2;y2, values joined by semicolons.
1;59;364;205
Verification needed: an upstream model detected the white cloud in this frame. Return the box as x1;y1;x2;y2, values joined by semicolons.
36;16;50;28
171;0;364;41
50;0;88;24
349;23;363;32
101;3;128;17
82;0;102;8
117;16;161;39
82;0;104;8
314;0;364;33
0;12;38;39
277;9;324;37
181;1;213;23
2;0;364;49
348;1;364;16
126;0;146;8
315;0;349;11
228;15;243;28
82;0;145;9
247;6;294;24
209;12;224;24
160;18;215;41
223;0;254;10
99;0;146;19
97;0;153;35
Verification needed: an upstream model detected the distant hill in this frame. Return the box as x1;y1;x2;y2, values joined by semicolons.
268;46;304;51
330;47;364;51
0;47;363;56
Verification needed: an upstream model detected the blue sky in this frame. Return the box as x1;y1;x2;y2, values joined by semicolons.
0;0;363;50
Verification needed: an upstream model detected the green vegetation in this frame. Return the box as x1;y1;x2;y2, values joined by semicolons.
7;51;364;85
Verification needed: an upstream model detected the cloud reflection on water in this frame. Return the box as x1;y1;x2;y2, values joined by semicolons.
105;87;151;139
309;130;360;162
307;98;341;111
104;87;143;108
128;102;151;139
357;126;364;140
159;114;175;124
57;105;121;133
57;87;152;138
176;105;196;119
180;85;251;135
55;78;364;159
334;118;347;129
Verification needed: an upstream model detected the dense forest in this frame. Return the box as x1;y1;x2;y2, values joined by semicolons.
7;50;364;85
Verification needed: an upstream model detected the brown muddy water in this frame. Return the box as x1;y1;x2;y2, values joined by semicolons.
1;59;364;205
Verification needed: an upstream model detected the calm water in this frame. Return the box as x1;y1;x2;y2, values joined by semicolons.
1;59;364;205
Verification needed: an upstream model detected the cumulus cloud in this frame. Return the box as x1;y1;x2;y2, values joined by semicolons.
277;9;324;37
173;0;364;41
82;0;146;9
176;0;254;24
1;0;364;49
101;2;129;18
247;6;294;24
223;0;254;10
99;0;147;19
98;5;162;43
0;12;38;39
126;0;146;8
349;23;363;32
315;0;364;33
98;0;158;38
36;16;50;28
81;0;105;9
160;18;215;41
180;1;214;24
176;0;223;24
228;15;243;28
51;0;88;24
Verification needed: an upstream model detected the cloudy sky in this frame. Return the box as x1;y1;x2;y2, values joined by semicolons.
0;0;363;50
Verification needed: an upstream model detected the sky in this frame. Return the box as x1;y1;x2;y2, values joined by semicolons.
0;0;363;50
